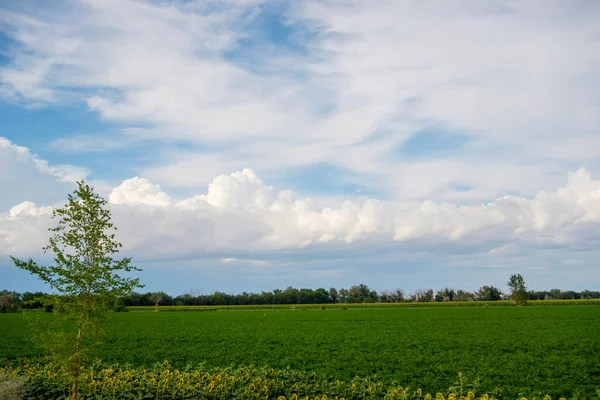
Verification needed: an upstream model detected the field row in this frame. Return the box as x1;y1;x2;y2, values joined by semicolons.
126;298;600;311
3;359;592;400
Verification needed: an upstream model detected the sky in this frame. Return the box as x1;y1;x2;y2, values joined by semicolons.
1;0;599;296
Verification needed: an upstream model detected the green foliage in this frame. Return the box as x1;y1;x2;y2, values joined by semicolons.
435;288;456;302
507;274;528;305
9;180;143;399
474;286;503;301
2;306;599;398
5;359;598;400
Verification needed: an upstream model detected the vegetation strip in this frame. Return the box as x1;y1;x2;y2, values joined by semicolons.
125;299;600;311
3;359;598;400
3;307;599;398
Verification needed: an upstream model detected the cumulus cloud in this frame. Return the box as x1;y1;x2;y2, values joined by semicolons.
0;201;53;256
204;169;273;209
109;177;171;207
2;168;599;263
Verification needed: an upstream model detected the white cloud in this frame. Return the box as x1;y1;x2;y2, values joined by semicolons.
2;0;599;202
7;201;53;218
0;201;53;256
2;167;599;264
220;257;268;266
204;169;273;209
109;177;171;207
0;137;87;210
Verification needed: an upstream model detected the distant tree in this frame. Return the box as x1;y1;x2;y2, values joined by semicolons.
474;286;503;301
435;288;456;302
0;290;16;313
421;289;434;302
410;288;434;302
272;289;284;304
392;288;405;302
455;290;474;302
328;287;339;303
434;290;444;302
338;288;348;303
379;289;391;303
347;284;377;303
408;290;419;302
298;288;316;304
314;288;330;304
21;291;45;309
347;285;364;303
282;286;300;304
507;274;528;306
10;180;143;400
150;292;164;312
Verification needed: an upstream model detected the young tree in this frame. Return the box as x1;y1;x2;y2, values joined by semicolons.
10;180;143;400
150;292;164;312
507;274;528;306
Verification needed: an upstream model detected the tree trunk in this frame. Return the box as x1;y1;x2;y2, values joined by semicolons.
71;378;78;400
72;326;83;400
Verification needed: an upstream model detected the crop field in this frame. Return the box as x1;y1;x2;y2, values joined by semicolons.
1;306;599;398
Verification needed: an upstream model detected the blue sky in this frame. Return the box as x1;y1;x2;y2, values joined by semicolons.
1;0;600;296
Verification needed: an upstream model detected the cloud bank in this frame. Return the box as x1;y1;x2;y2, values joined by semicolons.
2;164;599;265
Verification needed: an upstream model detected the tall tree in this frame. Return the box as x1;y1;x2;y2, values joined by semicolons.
10;180;143;400
507;274;528;306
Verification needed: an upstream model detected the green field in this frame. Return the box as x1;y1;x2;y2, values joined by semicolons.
1;306;599;398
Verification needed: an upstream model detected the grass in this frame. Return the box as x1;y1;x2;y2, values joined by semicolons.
1;306;599;398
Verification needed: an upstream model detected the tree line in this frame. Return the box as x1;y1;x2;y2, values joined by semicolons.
2;285;599;312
